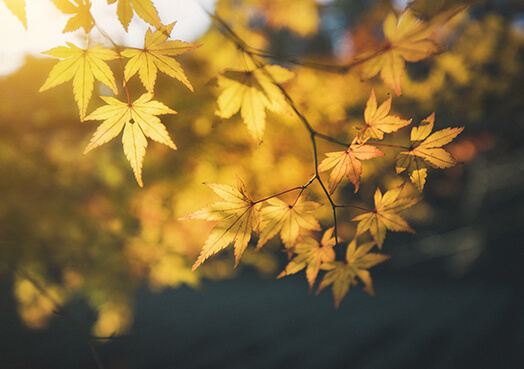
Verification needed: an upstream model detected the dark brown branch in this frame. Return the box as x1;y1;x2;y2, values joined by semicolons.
210;12;347;248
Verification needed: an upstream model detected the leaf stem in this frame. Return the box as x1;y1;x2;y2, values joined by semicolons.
253;186;304;205
210;12;351;248
372;142;410;150
334;204;372;212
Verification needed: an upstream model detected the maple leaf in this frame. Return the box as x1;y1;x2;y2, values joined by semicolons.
121;22;200;93
39;42;119;121
396;113;464;192
352;185;420;248
358;10;443;95
277;227;336;290
256;196;321;250
317;238;390;308
108;0;162;31
2;0;27;29
358;89;411;140
50;0;95;33
318;136;384;194
180;178;261;270
215;65;295;143
83;93;177;187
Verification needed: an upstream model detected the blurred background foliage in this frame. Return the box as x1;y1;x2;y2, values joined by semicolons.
0;0;523;340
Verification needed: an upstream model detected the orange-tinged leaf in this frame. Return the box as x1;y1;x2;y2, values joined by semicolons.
278;227;336;290
215;65;295;143
50;0;94;33
318;136;384;194
359;89;411;140
110;0;161;31
353;186;420;248
396;113;464;191
83;93;177;187
2;0;27;29
180;178;261;270
317;238;390;308
345;238;390;296
39;42;119;120
257;197;321;249
121;22;200;93
359;10;443;95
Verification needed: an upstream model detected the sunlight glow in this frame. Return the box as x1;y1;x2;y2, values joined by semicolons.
0;0;216;76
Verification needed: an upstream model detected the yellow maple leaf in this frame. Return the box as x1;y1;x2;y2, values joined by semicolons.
121;22;200;93
256;196;321;250
358;89;412;140
39;42;118;121
352;185;420;248
50;0;95;33
2;0;27;29
83;93;177;187
108;0;162;31
180;178;261;270
396;113;464;192
317;238;390;308
215;65;295;143
359;10;443;95
318;136;384;194
278;227;336;290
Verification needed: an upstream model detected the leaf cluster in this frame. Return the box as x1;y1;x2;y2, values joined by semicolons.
2;0;470;312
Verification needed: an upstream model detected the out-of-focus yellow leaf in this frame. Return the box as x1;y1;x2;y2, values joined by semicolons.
317;238;390;308
108;0;162;31
39;42;118;120
180;178;261;270
50;0;94;33
121;22;200;93
2;0;27;29
353;185;420;248
14;274;64;329
83;93;177;187
262;0;319;36
92;300;132;337
257;196;321;249
396;113;464;191
358;89;411;140
216;0;319;36
319;136;384;194
278;227;336;290
215;65;295;143
358;10;444;95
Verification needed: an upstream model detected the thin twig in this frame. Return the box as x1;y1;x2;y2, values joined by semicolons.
210;12;346;248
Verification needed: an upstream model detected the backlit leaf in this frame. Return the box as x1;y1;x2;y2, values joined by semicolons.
2;0;27;29
83;93;177;186
317;238;390;308
358;89;411;140
180;178;261;270
319;136;384;194
257;196;321;249
358;10;444;95
39;42;118;120
50;0;94;33
215;65;295;143
278;227;336;290
109;0;162;31
396;113;464;191
121;22;200;93
353;185;420;248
